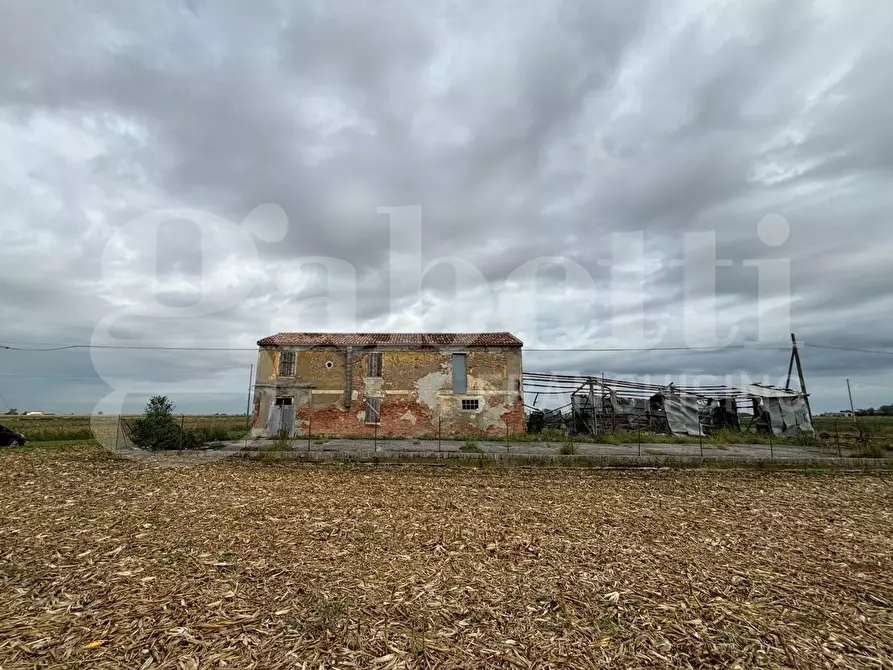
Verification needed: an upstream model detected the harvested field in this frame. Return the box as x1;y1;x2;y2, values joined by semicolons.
1;445;892;668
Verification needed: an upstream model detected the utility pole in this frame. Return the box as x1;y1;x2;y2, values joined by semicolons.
245;363;254;430
790;333;812;423
846;379;859;432
784;345;796;391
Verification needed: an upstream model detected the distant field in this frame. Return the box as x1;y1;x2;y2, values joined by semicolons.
813;415;893;437
0;414;248;443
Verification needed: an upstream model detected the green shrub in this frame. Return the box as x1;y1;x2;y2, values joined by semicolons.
130;396;199;450
558;440;577;455
459;439;481;453
265;426;294;451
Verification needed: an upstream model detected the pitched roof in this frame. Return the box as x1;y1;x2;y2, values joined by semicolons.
257;332;522;348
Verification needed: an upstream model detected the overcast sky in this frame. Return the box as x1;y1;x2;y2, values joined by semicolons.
1;0;892;415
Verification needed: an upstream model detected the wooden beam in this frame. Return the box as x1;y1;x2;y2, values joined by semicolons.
791;333;812;422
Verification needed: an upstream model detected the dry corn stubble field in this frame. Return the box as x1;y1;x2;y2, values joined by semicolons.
0;445;892;669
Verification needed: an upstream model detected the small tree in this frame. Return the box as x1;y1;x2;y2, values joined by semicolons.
131;395;198;450
145;395;175;420
4;408;17;415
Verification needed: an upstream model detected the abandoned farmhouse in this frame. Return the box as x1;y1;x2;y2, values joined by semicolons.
251;332;525;438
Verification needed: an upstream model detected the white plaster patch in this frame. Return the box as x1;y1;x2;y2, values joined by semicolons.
475;402;510;430
415;370;448;411
364;377;383;396
399;410;417;425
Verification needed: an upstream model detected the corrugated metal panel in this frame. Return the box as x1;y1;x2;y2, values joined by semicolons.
663;394;704;436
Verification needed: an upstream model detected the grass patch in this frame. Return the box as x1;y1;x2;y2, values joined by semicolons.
459;439;482;453
21;428;96;442
854;443;886;459
558;440;577;455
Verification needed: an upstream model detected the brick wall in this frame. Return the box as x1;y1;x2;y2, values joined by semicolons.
253;345;524;437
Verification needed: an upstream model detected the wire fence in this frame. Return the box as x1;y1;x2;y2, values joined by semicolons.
244;407;892;462
9;408;883;462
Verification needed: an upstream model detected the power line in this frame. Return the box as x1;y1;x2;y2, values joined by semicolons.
0;343;258;352
850;381;893;390
525;345;787;352
803;343;893;356
0;342;804;353
1;340;892;355
0;367;251;380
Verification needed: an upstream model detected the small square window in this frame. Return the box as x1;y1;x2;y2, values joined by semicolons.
461;398;479;411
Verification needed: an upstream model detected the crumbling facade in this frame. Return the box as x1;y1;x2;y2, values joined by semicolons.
251;333;524;438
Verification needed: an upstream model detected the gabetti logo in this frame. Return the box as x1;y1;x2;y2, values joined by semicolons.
381;206;790;349
90;205;288;459
90;203;792;460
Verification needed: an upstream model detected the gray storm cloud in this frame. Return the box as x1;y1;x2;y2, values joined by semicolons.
0;0;891;414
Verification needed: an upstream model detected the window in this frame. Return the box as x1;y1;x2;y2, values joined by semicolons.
364;397;381;424
275;397;293;406
461;398;479;411
279;351;295;377
451;353;467;393
365;352;382;377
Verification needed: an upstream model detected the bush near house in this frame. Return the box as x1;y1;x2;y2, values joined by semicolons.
130;396;201;450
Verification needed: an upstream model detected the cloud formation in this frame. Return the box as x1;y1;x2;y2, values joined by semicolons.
1;0;891;414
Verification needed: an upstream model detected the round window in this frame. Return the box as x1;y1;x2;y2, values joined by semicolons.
325;361;334;368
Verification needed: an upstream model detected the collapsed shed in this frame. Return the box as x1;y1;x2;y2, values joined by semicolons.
525;373;813;438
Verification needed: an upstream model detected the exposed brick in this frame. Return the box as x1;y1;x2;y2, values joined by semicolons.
252;338;524;438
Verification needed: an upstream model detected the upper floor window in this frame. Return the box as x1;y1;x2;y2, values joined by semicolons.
452;353;467;394
365;352;382;377
279;350;296;377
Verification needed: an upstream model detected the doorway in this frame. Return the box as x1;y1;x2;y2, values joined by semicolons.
267;396;296;437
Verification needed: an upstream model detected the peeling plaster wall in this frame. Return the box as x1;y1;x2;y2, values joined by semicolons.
251;344;524;437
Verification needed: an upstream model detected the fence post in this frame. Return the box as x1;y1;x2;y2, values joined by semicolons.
505;422;509;452
115;416;120;450
438;416;442;453
307;411;312;452
179;414;184;453
834;420;841;458
637;426;641;458
769;428;774;459
374;421;378;452
699;428;703;458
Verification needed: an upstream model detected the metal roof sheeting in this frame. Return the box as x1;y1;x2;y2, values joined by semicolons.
523;372;804;400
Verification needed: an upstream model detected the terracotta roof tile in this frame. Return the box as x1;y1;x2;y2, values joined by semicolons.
257;332;522;347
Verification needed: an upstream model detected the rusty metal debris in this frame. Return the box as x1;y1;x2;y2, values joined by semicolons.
525;373;814;438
